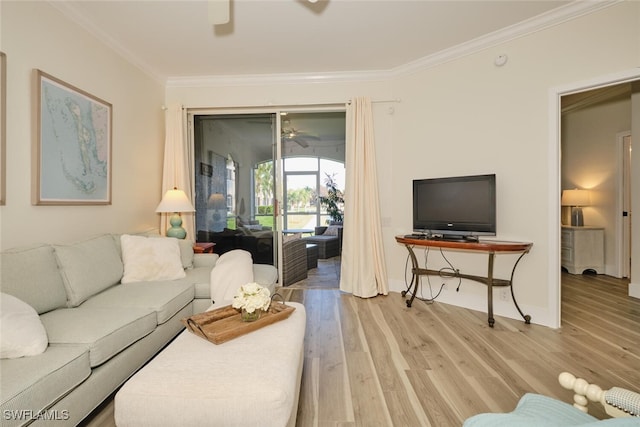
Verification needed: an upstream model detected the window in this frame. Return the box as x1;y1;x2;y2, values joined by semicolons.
283;157;345;229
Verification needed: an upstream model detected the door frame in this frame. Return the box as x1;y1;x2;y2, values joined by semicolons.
187;104;345;286
616;131;632;278
549;68;640;328
187;108;280;269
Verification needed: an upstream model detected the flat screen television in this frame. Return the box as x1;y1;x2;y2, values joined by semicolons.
413;174;496;241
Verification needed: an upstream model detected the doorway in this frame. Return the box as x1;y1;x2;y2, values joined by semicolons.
189;109;346;286
554;70;640;327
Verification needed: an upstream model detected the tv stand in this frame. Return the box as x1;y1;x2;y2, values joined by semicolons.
395;235;533;327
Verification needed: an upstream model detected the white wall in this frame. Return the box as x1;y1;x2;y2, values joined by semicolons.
561;97;632;276
2;1;638;327
0;2;165;249
391;3;639;327
170;2;639;327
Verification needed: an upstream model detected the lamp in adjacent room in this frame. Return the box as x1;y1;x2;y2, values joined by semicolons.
155;187;195;239
207;193;227;231
561;189;591;227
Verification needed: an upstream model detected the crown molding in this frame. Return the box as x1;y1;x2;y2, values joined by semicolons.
388;0;622;78
48;1;166;85
167;0;621;88
50;0;622;88
165;69;391;88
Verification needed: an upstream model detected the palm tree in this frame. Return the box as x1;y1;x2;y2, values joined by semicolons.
319;173;344;223
255;161;274;207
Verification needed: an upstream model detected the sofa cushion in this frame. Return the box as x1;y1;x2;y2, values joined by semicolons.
193;253;219;269
253;264;278;296
0;293;48;359
81;281;194;325
112;232;195;270
40;307;156;367
178;239;195;269
186;267;216;299
0;244;67;314
54;235;124;307
191;263;277;301
210;250;254;303
120;235;186;284
0;345;90;426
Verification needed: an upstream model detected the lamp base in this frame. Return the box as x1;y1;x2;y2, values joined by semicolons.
570;207;584;227
166;213;187;239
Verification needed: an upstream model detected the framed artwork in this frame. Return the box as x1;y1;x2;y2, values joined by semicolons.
200;162;213;177
0;52;6;205
33;70;112;205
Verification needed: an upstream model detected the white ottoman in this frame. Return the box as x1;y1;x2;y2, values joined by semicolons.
115;302;306;427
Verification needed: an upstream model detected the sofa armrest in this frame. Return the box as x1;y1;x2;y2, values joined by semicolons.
193;253;219;269
559;372;640;418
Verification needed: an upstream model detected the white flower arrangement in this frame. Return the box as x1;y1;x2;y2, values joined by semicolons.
231;282;271;314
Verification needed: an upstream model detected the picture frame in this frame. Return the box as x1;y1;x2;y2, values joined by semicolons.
33;70;112;205
0;52;6;205
200;162;213;177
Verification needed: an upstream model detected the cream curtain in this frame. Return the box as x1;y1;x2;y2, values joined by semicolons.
160;104;195;240
339;97;389;297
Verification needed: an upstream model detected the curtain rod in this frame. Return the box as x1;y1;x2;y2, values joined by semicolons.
347;98;401;105
164;99;401;111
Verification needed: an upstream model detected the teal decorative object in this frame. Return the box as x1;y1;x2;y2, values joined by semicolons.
156;188;195;240
166;213;187;239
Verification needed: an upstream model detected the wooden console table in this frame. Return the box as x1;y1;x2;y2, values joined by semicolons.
395;236;533;327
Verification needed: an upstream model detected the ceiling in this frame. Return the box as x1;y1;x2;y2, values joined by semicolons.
52;0;576;83
52;0;622;155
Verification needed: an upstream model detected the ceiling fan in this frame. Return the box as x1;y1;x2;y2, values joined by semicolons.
209;0;319;26
281;120;320;148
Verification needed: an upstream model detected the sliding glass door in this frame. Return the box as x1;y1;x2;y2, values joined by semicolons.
192;113;278;265
189;108;346;285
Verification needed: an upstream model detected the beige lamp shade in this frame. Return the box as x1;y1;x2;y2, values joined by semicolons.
155;188;195;213
156;188;194;239
561;189;590;207
207;193;226;209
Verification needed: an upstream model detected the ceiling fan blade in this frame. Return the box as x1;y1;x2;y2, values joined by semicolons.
298;132;320;141
208;0;230;25
281;133;309;148
293;138;309;148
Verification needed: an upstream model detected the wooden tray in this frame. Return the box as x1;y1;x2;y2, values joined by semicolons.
181;302;295;344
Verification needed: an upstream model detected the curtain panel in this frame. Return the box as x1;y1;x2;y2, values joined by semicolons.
160;105;195;240
339;97;389;298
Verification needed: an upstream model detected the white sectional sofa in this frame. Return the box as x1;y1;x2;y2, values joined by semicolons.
0;233;277;426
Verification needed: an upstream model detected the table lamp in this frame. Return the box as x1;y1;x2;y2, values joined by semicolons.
207;193;227;231
561;189;590;227
156;188;195;239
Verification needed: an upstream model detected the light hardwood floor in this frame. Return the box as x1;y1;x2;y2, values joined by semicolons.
84;262;640;426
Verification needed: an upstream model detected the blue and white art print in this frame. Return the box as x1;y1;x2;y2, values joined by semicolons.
35;70;111;205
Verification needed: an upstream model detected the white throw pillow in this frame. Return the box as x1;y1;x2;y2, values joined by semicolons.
210;249;254;304
0;293;48;359
120;235;186;284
